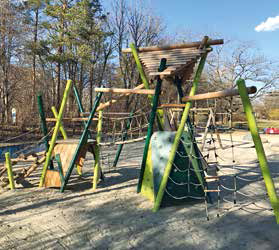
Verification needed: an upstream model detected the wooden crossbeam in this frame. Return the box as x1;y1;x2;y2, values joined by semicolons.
181;86;257;102
158;85;256;108
122;39;224;53
96;83;145;111
94;88;155;95
46;117;98;122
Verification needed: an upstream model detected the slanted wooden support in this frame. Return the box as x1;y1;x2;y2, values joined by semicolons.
153;36;209;212
60;92;103;192
237;79;279;224
5;152;15;190
94;88;155;95
51;106;68;139
93;110;103;190
39;80;72;187
123;39;224;53
181;86;257;102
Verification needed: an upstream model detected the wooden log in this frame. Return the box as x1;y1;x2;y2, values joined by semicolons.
94;88;155;95
46;117;98;122
96;83;145;111
181;86;257;102
122;39;223;53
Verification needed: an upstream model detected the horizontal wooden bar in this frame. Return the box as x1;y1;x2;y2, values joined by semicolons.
96;83;145;111
181;86;257;102
46;117;98;122
122;39;224;53
94;88;155;95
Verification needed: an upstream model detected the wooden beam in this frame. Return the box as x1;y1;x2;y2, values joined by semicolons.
46;117;98;122
181;86;257;102
96;83;145;111
94;88;155;95
122;39;224;53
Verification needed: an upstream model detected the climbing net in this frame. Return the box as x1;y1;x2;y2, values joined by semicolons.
197;97;278;220
161;95;278;220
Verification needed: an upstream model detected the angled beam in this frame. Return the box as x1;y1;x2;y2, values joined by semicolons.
51;106;68;139
39;80;72;187
182;86;257;102
130;43;164;130
60;92;103;192
237;79;279;224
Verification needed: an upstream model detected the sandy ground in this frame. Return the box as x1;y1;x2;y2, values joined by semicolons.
0;131;279;250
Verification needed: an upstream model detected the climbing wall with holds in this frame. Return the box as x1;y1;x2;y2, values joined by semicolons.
141;131;207;207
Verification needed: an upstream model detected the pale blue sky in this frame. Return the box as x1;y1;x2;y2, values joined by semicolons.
104;0;279;59
148;0;279;59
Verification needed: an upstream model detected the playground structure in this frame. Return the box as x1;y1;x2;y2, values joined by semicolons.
1;36;279;223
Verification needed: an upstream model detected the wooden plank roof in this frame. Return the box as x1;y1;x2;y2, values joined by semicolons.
122;38;224;78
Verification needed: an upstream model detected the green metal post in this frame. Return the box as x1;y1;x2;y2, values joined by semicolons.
60;92;103;192
51;106;68;139
112;112;133;168
37;94;54;170
153;52;208;212
237;79;279;224
39;80;73;187
130;43;164;131
55;154;64;185
73;83;85;113
37;94;50;150
137;59;167;193
73;83;93;139
5;152;15;190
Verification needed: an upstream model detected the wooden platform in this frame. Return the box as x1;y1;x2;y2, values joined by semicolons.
44;139;96;187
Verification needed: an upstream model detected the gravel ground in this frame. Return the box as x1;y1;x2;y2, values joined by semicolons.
0;132;279;250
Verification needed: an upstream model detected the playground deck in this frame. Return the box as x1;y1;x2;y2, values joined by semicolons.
0;132;279;250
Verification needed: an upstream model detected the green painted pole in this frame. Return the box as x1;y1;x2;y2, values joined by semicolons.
55;154;64;185
93;110;103;190
130;43;164;131
137;59;167;193
51;106;68;139
237;79;279;224
37;94;50;150
73;83;85;113
153;52;208;212
39;80;73;187
73;83;93;139
60;92;103;192
5;152;15;190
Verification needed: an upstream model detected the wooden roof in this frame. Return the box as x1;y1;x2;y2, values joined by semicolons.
122;38;224;79
138;47;210;77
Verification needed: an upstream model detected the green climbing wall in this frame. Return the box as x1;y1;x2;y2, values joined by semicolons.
141;131;206;207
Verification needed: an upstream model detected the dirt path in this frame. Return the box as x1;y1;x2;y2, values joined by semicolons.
0;134;279;250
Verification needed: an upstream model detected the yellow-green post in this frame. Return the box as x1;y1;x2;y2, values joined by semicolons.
130;43;164;130
39;80;72;187
51;106;68;140
93;110;103;190
5;152;15;190
237;78;279;224
153;51;209;212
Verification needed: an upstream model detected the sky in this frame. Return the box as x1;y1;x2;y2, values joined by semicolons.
145;0;279;60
